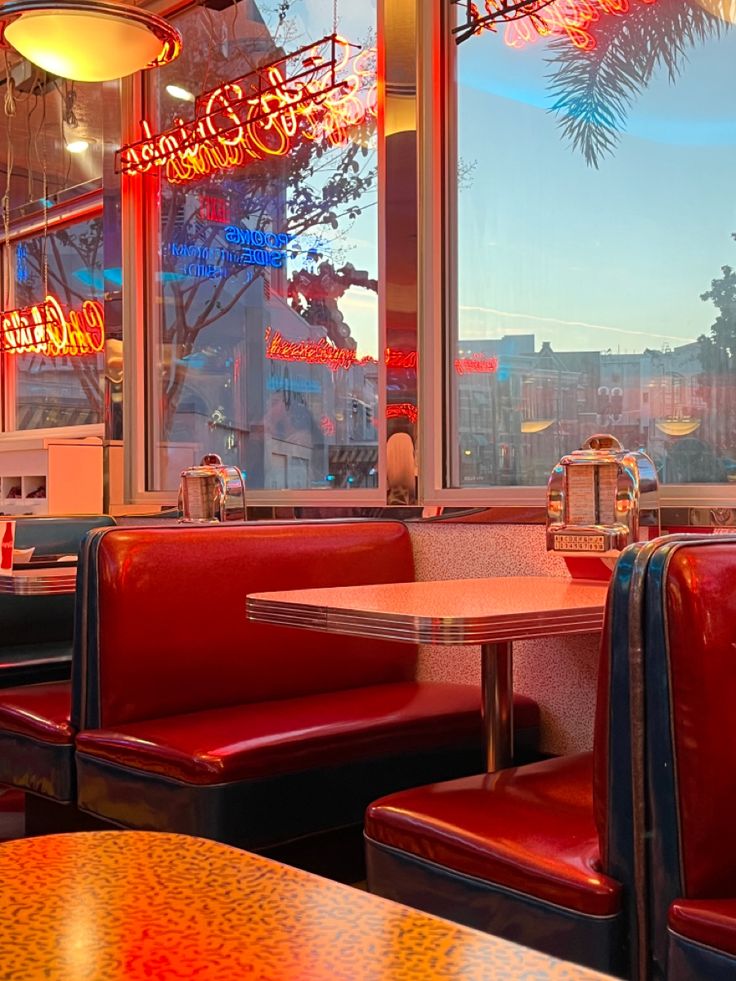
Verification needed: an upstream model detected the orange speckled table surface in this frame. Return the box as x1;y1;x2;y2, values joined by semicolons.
0;831;614;981
248;576;609;644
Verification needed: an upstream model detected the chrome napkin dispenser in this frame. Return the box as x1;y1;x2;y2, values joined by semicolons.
178;454;246;523
546;434;658;556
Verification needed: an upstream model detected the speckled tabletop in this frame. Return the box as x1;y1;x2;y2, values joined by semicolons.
0;831;614;980
247;575;608;644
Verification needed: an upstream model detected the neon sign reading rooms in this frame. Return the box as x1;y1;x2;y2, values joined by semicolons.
118;35;376;186
0;295;105;357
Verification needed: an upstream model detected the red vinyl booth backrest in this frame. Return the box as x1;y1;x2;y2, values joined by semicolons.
84;521;417;728
662;544;736;897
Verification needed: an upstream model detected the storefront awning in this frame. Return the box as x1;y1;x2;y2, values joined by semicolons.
329;446;378;466
16;405;98;430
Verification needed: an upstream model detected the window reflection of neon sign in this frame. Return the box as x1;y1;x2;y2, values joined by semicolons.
117;35;376;185
0;295;105;357
502;0;657;51
265;328;375;372
455;354;498;375
387;403;418;424
265;332;495;379
264;330;418;374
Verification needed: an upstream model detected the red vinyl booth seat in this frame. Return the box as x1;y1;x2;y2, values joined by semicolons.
0;682;73;801
365;753;619;917
669;899;736;958
75;684;539;784
667;900;736;979
0;516;115;803
363;540;665;979
71;521;540;850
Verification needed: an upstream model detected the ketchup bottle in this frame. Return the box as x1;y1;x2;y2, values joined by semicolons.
1;522;13;572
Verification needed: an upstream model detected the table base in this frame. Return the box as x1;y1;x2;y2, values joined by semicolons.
481;641;513;772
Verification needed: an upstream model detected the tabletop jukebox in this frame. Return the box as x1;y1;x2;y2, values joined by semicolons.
546;434;658;557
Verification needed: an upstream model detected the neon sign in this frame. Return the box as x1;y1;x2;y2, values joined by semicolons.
0;295;105;357
503;0;657;51
265;330;420;374
118;35;376;185
265;329;376;372
265;332;497;379
455;354;499;375
387;403;418;425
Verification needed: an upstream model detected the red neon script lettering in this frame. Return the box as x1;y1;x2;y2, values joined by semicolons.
387;403;418;425
264;330;419;375
454;354;499;375
118;36;377;185
0;295;105;357
482;0;658;51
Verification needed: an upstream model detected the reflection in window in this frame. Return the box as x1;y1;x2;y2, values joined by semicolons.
144;1;379;492
452;2;736;486
9;218;105;431
0;54;103;219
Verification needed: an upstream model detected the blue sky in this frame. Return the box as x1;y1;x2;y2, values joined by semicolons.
457;16;736;353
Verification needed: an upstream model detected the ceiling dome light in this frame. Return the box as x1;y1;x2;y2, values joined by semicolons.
3;0;182;83
166;83;194;103
66;139;91;153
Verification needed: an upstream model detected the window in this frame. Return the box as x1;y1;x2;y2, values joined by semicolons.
0;57;103;220
447;3;736;491
140;1;379;495
3;215;105;432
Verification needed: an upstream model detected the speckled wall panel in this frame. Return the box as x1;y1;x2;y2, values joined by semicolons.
407;523;600;755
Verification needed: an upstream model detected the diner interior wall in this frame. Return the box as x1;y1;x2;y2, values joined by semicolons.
408;521;598;755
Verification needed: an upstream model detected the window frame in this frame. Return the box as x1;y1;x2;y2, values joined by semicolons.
123;0;398;507
418;4;736;511
0;195;104;436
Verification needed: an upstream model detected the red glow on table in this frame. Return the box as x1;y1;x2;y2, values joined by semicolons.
0;295;105;357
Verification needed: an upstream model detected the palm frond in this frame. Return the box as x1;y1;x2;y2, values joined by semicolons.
545;0;726;168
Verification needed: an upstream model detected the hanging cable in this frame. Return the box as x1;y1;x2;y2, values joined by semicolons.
26;69;41;205
40;72;49;301
2;52;17;310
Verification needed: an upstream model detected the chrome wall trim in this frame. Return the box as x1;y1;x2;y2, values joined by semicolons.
383;0;419;506
417;0;452;504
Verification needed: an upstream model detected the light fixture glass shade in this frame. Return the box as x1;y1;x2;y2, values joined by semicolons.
3;0;181;82
521;419;555;434
655;420;701;438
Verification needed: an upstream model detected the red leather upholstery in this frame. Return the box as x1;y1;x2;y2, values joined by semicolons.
669;899;736;958
362;544;654;977
0;682;72;744
76;682;492;784
365;753;619;916
91;522;418;727
663;545;736;899
73;521;541;847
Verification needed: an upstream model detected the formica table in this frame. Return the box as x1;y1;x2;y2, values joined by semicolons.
0;831;614;980
248;576;608;771
0;564;77;595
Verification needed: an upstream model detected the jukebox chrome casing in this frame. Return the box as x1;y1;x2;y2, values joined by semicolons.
546;434;658;556
178;454;247;523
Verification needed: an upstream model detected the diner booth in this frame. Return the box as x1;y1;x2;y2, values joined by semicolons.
1;0;736;977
